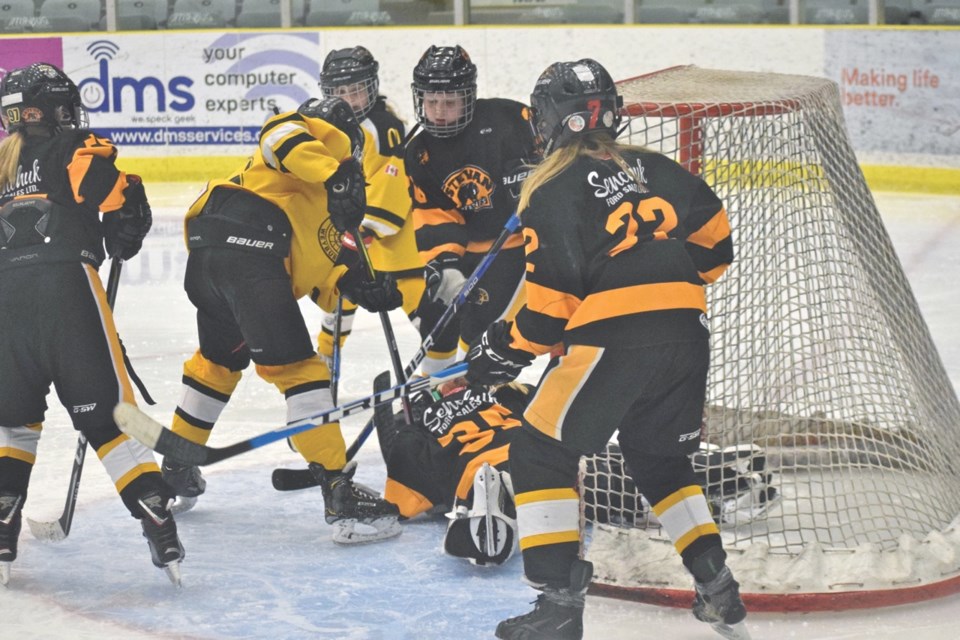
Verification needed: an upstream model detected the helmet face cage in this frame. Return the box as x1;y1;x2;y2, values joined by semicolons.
1;62;87;134
411;45;477;138
530;59;622;155
412;86;476;138
319;47;380;121
298;96;364;162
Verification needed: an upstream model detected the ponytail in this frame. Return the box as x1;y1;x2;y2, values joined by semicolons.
517;132;652;215
0;132;24;192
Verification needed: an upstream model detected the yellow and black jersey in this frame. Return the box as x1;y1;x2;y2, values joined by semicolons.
404;98;536;264
185;109;356;310
359;99;421;274
0;129;134;269
383;385;523;519
510;150;733;356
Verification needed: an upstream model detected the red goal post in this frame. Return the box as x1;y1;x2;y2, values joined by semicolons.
580;65;960;612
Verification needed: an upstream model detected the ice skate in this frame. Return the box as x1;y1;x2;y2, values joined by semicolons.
444;462;517;566
161;457;205;514
138;489;185;587
311;461;402;544
0;491;24;586
496;559;592;640
693;566;751;640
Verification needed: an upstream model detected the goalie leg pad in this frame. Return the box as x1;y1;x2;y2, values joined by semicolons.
444;463;517;566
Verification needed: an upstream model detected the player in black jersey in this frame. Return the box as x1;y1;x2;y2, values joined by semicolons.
405;45;538;374
466;60;750;640
0;62;181;585
376;378;534;567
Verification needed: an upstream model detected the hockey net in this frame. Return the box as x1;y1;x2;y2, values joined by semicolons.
581;65;960;611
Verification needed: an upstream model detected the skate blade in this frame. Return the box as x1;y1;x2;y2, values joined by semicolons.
170;496;198;515
711;620;751;640
26;517;67;543
163;561;183;588
332;517;402;545
0;561;10;586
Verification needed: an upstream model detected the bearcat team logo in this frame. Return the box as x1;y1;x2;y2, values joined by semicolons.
442;165;494;212
21;107;43;124
317;218;342;262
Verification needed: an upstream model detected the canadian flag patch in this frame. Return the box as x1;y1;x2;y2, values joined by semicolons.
384;164;399;177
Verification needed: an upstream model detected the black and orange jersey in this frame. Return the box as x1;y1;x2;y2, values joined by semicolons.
0;129;135;268
185;109;356;310
404;98;536;263
382;385;523;519
510;150;733;356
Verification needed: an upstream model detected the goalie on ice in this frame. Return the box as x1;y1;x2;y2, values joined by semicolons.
375;376;780;568
376;377;532;567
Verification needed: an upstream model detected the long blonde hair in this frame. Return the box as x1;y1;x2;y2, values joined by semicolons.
0;132;24;192
518;132;651;214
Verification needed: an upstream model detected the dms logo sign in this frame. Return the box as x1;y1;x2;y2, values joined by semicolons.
78;40;195;113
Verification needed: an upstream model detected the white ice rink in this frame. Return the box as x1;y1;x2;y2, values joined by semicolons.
2;185;960;639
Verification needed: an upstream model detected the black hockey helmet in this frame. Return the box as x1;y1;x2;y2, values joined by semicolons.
411;45;477;138
529;58;623;155
319;46;380;121
1;62;87;134
298;96;364;162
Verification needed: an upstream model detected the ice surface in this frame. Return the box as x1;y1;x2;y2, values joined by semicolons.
3;186;959;639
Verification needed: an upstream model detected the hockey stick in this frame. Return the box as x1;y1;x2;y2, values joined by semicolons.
114;362;468;467
272;370;393;492
27;258;123;542
345;211;522;456
349;228;413;424
331;294;343;404
271;211;522;491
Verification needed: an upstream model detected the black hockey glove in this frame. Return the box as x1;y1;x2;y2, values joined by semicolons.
465;320;534;386
325;158;366;233
103;175;152;260
424;252;467;305
338;267;403;313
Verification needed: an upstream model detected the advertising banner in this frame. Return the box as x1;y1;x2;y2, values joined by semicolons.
0;38;64;141
825;30;960;156
60;31;322;155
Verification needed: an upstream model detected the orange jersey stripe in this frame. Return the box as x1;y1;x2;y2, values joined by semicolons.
412;207;466;230
524;280;582;321
566;282;706;331
384;477;435;519
465;233;525;254
454;445;510;501
686;207;731;250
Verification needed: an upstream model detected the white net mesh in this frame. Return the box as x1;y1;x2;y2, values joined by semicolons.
583;66;960;604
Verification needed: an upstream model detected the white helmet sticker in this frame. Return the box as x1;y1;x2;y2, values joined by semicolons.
1;92;23;107
572;63;595;82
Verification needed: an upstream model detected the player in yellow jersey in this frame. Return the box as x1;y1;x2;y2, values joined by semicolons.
316;47;441;372
163;96;403;544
